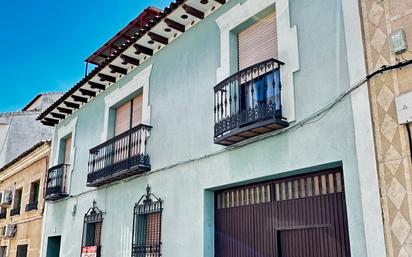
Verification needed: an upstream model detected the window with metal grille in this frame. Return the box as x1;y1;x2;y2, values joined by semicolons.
16;244;27;257
81;201;103;257
132;186;162;257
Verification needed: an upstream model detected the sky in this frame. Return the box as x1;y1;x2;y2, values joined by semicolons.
0;0;171;112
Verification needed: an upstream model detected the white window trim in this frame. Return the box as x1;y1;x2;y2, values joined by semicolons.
101;64;153;142
215;0;299;121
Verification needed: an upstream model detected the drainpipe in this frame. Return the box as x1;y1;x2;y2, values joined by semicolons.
406;124;412;163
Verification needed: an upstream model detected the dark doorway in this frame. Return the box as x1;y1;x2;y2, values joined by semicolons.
215;168;351;257
46;236;61;257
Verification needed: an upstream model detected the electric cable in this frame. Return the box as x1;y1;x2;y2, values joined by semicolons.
56;59;412;201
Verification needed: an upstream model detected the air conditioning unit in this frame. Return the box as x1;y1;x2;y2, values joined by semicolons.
0;191;12;207
2;224;16;238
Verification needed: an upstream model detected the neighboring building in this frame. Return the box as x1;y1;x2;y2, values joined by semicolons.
359;1;412;257
38;0;386;257
0;93;62;167
0;140;51;257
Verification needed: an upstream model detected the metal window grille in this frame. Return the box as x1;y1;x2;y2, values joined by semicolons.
81;201;104;257
132;186;163;257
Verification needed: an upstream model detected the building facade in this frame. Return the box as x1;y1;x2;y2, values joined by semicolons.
39;0;386;256
359;1;412;257
0;93;62;167
0;141;50;257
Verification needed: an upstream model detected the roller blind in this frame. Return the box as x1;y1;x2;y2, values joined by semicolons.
115;101;131;136
64;136;72;164
238;12;277;70
115;95;143;136
132;95;143;127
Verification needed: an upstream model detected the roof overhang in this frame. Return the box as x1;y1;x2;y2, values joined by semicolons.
38;0;227;127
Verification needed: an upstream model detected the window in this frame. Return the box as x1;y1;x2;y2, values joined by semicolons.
11;188;22;216
16;245;27;257
81;202;103;257
0;208;6;219
132;186;162;257
238;12;279;112
238;12;277;70
26;181;40;211
59;135;72;165
0;246;6;257
115;95;143;136
29;181;40;203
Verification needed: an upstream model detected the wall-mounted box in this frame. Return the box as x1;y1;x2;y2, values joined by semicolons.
390;30;407;54
395;91;412;124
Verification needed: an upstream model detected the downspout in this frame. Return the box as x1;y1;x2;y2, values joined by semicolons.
39;155;49;257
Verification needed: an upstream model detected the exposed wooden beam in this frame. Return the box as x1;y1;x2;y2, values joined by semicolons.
44;117;59;124
41;120;55;127
109;64;128;75
89;81;106;91
148;32;169;45
64;101;80;109
133;44;154;56
79;88;96;97
182;4;205;19
213;0;225;4
51;112;65;119
98;73;117;83
120;55;140;66
164;18;185;33
72;95;88;104
57;107;72;115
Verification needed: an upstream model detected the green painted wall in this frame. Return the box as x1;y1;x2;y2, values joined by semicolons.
42;0;368;256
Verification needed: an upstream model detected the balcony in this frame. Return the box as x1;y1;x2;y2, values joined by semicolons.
10;207;20;217
25;201;38;212
87;124;152;187
45;164;69;201
214;58;289;146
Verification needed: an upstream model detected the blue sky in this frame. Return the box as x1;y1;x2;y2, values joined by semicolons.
0;0;171;112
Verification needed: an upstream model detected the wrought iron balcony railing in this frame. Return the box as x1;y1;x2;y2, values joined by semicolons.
45;164;69;201
214;58;289;145
25;201;38;212
10;207;20;217
87;124;152;187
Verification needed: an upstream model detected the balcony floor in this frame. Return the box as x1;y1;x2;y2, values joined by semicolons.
45;193;69;202
215;118;289;146
87;164;150;187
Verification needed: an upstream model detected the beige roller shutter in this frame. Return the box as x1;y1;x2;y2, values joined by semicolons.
238;12;278;70
115;101;132;136
64;136;72;164
132;95;143;127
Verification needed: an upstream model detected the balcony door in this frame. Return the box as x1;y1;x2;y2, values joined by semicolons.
238;12;278;112
115;95;143;136
112;95;143;164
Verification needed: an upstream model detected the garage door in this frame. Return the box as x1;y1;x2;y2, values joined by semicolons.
215;168;350;257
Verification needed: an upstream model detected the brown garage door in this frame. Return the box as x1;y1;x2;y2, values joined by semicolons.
215;168;350;257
